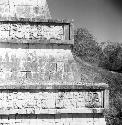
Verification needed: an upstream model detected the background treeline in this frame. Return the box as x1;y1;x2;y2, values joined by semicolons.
73;28;122;125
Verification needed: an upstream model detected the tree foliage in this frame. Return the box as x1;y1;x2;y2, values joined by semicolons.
99;41;122;73
73;28;122;72
73;28;101;65
73;28;122;125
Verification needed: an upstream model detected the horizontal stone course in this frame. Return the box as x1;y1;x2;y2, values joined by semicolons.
0;117;106;125
0;90;103;114
0;23;66;41
0;84;108;90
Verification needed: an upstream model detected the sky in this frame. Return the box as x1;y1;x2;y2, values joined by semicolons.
48;0;122;43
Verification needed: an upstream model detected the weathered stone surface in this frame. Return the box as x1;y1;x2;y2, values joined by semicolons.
0;0;51;19
0;90;104;114
0;4;9;18
0;0;108;125
0;23;66;41
0;117;106;125
0;48;80;85
0;20;107;124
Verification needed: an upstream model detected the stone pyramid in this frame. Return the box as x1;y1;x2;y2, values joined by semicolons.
0;0;51;19
0;1;108;125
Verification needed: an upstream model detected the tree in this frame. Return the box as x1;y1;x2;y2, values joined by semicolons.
99;41;122;72
73;28;122;125
72;28;101;65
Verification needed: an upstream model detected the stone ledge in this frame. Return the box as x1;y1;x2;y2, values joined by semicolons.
0;18;72;24
0;39;74;45
0;83;108;90
0;108;104;115
0;42;72;50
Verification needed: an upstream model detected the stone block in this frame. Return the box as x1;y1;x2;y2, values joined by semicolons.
26;107;35;114
93;118;106;125
17;108;26;114
64;25;70;40
15;5;34;19
0;23;10;31
0;0;8;4
11;0;38;6
0;4;9;13
0;4;10;18
55;122;64;125
0;30;9;40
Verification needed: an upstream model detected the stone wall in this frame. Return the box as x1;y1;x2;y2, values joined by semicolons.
0;22;71;42
0;23;65;40
0;48;80;85
0;19;108;125
0;0;51;19
0;87;107;125
0;90;103;114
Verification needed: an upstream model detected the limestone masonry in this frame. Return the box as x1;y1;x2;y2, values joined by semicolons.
0;0;108;125
0;0;51;20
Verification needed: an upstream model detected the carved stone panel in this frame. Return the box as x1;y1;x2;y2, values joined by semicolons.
0;90;104;114
0;23;65;41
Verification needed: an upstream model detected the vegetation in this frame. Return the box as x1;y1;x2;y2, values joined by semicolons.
73;28;101;65
73;27;122;125
99;41;122;73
